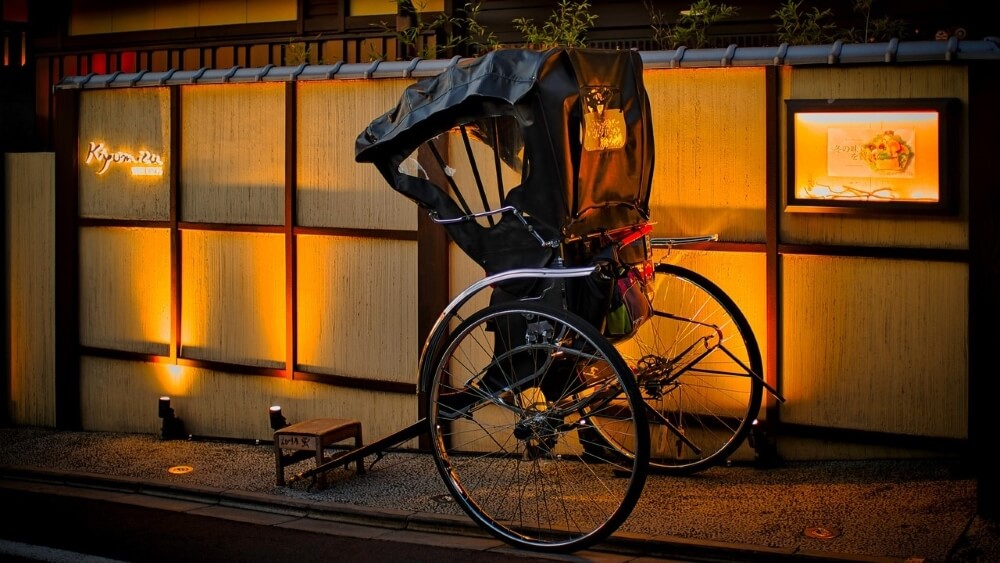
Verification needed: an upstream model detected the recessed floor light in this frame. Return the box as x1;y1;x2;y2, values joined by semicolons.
168;465;194;474
804;526;840;539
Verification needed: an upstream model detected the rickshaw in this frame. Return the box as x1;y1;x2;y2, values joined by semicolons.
349;47;778;553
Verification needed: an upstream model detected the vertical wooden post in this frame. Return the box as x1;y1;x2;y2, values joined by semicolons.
763;65;780;425
53;88;81;429
285;81;298;379
0;149;7;425
968;61;1000;518
415;138;451;448
170;86;181;364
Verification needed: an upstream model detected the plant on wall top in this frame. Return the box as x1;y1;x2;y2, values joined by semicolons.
646;0;740;50
512;0;598;49
772;0;839;45
773;0;908;45
459;1;501;55
371;0;464;60
844;0;909;43
283;35;330;66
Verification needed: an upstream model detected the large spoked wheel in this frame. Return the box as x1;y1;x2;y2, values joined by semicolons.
426;301;650;553
602;263;764;475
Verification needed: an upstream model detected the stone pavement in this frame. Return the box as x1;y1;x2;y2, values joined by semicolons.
1;427;997;562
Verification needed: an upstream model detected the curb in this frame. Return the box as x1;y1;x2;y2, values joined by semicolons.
0;465;906;562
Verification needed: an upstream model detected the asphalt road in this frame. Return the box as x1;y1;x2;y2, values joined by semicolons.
0;487;558;563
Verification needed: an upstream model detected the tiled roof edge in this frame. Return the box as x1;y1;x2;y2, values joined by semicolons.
54;39;1000;89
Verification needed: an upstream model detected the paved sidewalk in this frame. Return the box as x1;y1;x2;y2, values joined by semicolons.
1;427;997;562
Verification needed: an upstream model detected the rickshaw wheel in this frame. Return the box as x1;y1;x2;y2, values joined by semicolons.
426;301;649;553
600;263;765;475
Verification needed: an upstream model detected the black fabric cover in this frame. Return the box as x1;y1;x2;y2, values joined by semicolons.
355;47;654;277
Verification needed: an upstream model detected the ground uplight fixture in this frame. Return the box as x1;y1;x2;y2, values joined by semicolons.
269;405;288;430
158;396;187;440
748;418;780;468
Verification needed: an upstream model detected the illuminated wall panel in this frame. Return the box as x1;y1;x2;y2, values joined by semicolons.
199;0;250;26
180;231;285;367
646;248;767;384
780;255;967;438
645;67;767;242
79;227;171;355
297;80;417;230
180;83;284;225
112;5;156;34
70;0;295;35
5;153;56;427
297;235;417;382
153;3;200;30
781;65;969;248
350;0;443;16
78;88;170;221
80;358;168;434
245;0;296;23
80;358;419;443
449;243;490;321
184;368;419;443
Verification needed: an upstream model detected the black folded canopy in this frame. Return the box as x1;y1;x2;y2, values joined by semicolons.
355;47;654;277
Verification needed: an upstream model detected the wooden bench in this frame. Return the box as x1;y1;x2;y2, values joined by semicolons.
273;417;364;489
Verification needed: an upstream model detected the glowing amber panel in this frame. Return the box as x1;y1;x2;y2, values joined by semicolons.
79;227;171;355
7;153;56;427
792;110;941;204
180;231;285;368
180;83;284;225
350;0;442;16
645;67;767;242
780;255;967;438
297;79;417;230
78;88;171;221
70;0;294;34
296;235;417;382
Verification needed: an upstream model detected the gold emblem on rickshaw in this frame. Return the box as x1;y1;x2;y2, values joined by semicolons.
582;86;626;151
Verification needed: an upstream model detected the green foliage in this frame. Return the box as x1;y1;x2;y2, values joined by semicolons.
458;1;501;55
371;0;464;60
772;0;838;45
512;0;598;49
646;0;740;50
773;0;908;45
370;0;501;60
369;0;914;62
283;34;331;66
848;0;909;42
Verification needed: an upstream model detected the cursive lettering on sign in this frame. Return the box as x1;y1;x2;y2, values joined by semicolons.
85;141;164;176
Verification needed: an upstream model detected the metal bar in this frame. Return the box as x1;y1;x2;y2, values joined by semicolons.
491;116;505;206
426;140;473;216
459;124;494;227
286;419;428;485
650;235;718;247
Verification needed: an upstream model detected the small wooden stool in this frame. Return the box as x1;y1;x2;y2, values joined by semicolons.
274;417;364;488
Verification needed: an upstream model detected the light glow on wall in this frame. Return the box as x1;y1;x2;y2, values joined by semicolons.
157;363;192;397
79;227;171;354
180;231;285;367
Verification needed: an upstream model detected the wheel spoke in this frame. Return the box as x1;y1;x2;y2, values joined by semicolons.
427;302;648;552
603;264;764;475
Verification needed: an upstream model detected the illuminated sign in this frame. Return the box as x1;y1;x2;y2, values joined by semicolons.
85;141;164;176
785;99;958;215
